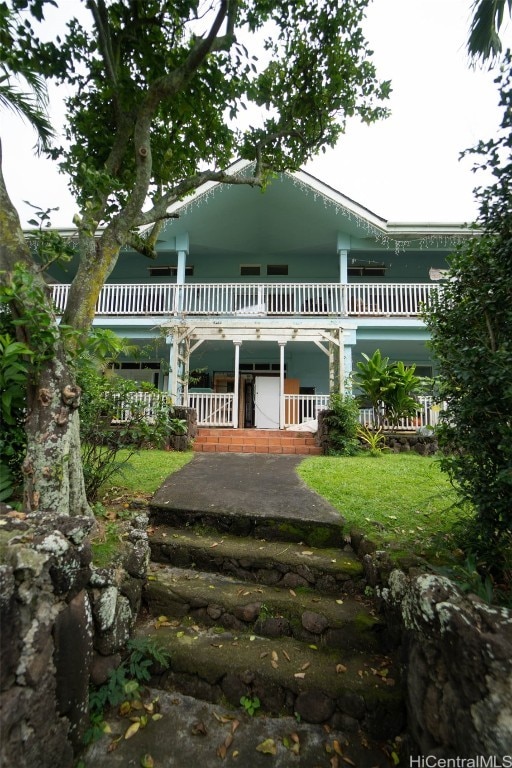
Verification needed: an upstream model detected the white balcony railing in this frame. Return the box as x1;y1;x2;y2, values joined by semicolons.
51;282;439;318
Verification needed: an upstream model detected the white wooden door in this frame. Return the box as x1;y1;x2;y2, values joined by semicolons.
254;376;280;429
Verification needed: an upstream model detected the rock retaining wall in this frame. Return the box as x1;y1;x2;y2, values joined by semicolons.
381;570;512;758
0;507;149;768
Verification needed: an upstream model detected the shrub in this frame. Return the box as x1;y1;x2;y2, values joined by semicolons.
78;365;171;501
423;57;512;585
321;392;360;455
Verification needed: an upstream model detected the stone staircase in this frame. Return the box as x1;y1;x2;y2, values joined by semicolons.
193;428;322;455
138;498;405;744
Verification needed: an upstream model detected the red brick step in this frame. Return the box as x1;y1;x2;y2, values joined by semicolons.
193;427;321;455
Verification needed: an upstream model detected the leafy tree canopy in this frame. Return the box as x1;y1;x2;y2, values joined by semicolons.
3;0;390;233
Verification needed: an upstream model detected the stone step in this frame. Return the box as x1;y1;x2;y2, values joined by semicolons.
148;526;363;594
194;442;322;455
135;618;404;739
144;564;383;653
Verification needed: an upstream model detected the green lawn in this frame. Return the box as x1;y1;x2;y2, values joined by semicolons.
297;453;463;558
104;449;194;495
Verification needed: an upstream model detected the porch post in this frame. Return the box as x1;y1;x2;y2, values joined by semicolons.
176;233;189;313
176;233;189;285
338;328;344;394
167;335;179;401
233;341;241;429
279;341;286;429
344;343;353;393
337;233;349;283
338;233;349;314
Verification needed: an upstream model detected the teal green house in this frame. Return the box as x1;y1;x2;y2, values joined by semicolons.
51;161;470;429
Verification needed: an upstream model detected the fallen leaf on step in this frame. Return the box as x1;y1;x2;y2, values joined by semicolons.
140;754;154;768
336;600;344;605
191;721;208;736
342;757;356;766
213;712;232;724
217;744;227;759
330;756;339;768
333;740;343;756
124;722;140;740
294;672;306;679
289;589;297;597
271;660;278;669
256;739;277;755
301;551;313;556
231;720;240;734
223;733;234;750
336;664;347;674
282;650;291;662
301;662;311;671
271;650;278;662
260;652;269;659
210;540;224;548
151;714;163;721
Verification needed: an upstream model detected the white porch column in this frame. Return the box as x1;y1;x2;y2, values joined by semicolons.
166;335;178;401
279;341;286;429
175;233;189;285
337;233;350;283
175;233;189;314
233;341;241;429
344;344;353;393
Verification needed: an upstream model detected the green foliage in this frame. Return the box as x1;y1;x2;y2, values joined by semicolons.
0;263;62;367
322;392;360;456
354;350;421;429
424;58;512;582
356;425;386;456
240;695;261;716
79;362;171;501
467;0;512;64
0;300;34;501
168;417;188;436
86;637;170;744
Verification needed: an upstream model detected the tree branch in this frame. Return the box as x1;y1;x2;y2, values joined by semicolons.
133;166;264;227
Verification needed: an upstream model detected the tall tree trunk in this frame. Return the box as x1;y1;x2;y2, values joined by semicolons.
0;141;91;517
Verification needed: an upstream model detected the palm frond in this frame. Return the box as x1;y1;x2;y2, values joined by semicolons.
468;0;512;64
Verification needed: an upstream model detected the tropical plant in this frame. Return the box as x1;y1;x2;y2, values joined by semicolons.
354;350;421;430
356;425;386;456
424;56;512;584
467;0;512;64
0;3;54;152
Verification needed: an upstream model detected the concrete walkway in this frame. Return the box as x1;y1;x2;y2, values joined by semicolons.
150;453;344;527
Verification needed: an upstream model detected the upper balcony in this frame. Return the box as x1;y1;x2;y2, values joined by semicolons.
50;281;439;319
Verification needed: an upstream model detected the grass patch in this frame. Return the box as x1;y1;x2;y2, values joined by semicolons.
297;453;463;561
103;449;194;495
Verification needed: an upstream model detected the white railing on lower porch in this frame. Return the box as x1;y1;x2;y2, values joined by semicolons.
358;396;441;431
284;394;330;428
110;391;170;424
187;392;234;427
